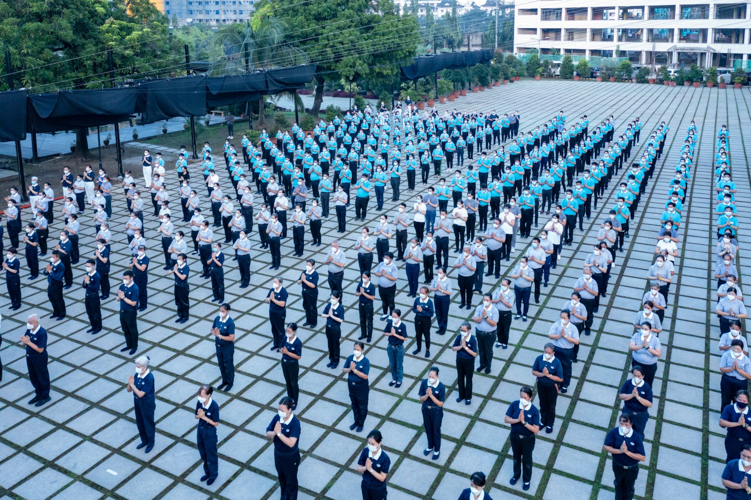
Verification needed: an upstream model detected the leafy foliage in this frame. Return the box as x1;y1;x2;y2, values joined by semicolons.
575;58;589;78
525;53;541;78
617;60;632;80
635;66;650;83
559;55;574;79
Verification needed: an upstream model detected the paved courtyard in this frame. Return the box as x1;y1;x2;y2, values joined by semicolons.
0;80;747;500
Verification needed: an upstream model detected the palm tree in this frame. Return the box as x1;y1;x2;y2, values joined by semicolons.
211;16;307;125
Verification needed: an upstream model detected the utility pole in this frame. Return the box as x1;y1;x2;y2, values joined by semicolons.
495;1;499;49
108;48;124;177
5;49;27;201
185;44;198;159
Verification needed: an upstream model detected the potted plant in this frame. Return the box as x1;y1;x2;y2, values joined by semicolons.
489;64;502;86
103;133;111;146
162;124;168;134
525;53;541;79
636;67;650;84
560;55;574;80
132;127;139;140
706;66;717;88
417;100;425;110
472;64;490;91
617;60;633;82
575;59;589;81
688;64;703;87
660;66;670;86
733;68;747;88
500;63;510;84
534;67;542;81
438;79;453;104
69;141;76;153
674;69;686;87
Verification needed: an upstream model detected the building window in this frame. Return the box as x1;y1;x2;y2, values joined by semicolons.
517;28;537;36
591;28;614;42
540;8;562;21
541;28;562;41
566;29;587;42
618;28;642;42
518;8;537;16
591;7;616;20
716;4;747;19
681;5;709;19
714;29;745;44
619;7;643;20
565;8;587;21
679;28;707;43
649;6;674;20
648;28;674;43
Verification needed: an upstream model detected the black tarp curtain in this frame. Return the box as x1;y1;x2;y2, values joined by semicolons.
0;50;493;142
401;49;494;80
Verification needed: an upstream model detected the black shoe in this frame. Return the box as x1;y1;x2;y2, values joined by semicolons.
476;365;485;372
86;328;95;333
412;349;421;355
90;329;101;335
120;347;130;352
358;335;367;340
523;482;530;491
425;350;430;358
28;395;41;405
350;423;357;430
137;442;147;450
217;383;227;391
510;477;519;486
129;348;138;355
200;474;209;482
326;361;333;368
224;384;233;392
207;478;216;486
145;444;154;453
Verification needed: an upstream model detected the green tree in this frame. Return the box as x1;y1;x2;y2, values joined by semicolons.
525;53;541;77
617;60;633;80
410;0;419;16
575;58;589;78
559;55;574;79
0;0;179;156
260;0;419;115
425;4;436;49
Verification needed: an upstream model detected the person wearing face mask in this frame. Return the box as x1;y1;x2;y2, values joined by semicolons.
356;272;376;343
618;366;653;439
232;230;251;288
291;204;306;257
628;323;662;388
355;228;375;275
647;255;673;306
279;323;302;409
453;245;477;309
655;232;678;263
510;257;534;321
266;397;301;500
167;253;191;323
21;314;51;407
45;250;66;320
721;340;751;410
127;355;155;453
6;199;20;250
532;343;563;434
418;367;445;461
634;302;662;336
81;259;102;334
344;342;370;432
718;288;749;335
525;238;546;304
194;384;220;486
504;386;540;490
321;291;345;368
374;216;393;263
574;268;598;335
431;267;453;335
334;186;349;232
384;309;408;387
265;277;289;352
3;248;21;310
294;259;318;329
402;237;423;298
459;471;493;500
472;293;499;374
584;244;608;311
208;303;236;392
127;245;149;312
717;256;740;288
394;203;411;261
721;390;751;463
374;251;399;321
357;429;390;498
548;310;579;393
452;322;478;405
325;241;347;295
720;322;748;356
434;210;452;269
23;224;39;280
603;414;646;500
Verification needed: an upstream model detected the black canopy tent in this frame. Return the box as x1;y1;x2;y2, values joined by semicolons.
27;87;138;133
0;90;27;143
138;76;208;124
400;49;494;80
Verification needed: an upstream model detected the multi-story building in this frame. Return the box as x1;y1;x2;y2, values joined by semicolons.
155;0;255;26
514;1;751;69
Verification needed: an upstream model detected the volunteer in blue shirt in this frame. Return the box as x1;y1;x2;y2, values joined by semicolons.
22;314;51;406
721;390;751;462
266;397;301;500
128;355;156;453
418;366;445;460
344;342;370;432
357;429;390;500
281;323;302;409
618;366;653;439
385;309;408;388
531;343;563;434
458;472;494;500
195;385;220;485
453;322;478;405
603;414;646;500
504;386;540;491
211;303;236;392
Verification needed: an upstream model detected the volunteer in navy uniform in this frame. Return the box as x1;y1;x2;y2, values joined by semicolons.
547;310;579;393
603;414;646;500
131;246;149;311
322;291;345;368
384;309;408;388
82;259;102;334
418;366;445;460
721;445;751;499
412;286;434;357
531;343;563;433
195;385;220;485
208;243;225;303
266;397;301;500
298;259;319;328
23;223;39;279
356;272;376;343
22;314;51;406
452;322;478;405
127;355;156;453
3;248;21;310
45;250;66;320
357;429;390;500
281;323;302;409
618;365;653;439
472;294;499;374
211;303;236;391
118;270;140;355
629;322;661;388
265;276;288;351
504;386;540;491
168;253;191;323
721;390;751;462
344;342;370;432
721;340;751;411
458;471;494;500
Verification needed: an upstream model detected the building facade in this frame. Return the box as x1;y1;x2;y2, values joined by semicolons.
514;0;751;69
156;0;255;26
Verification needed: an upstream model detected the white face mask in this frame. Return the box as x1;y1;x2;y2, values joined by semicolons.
519;399;531;410
123;279;130;286
632;376;643;385
97;244;104;251
544;353;554;362
26;322;34;330
732;351;744;359
353;349;362;359
197;395;208;404
470;487;482;496
729;295;737;301
742;459;751;468
367;443;379;453
657;261;664;267
619;425;630;436
594;250;600;256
